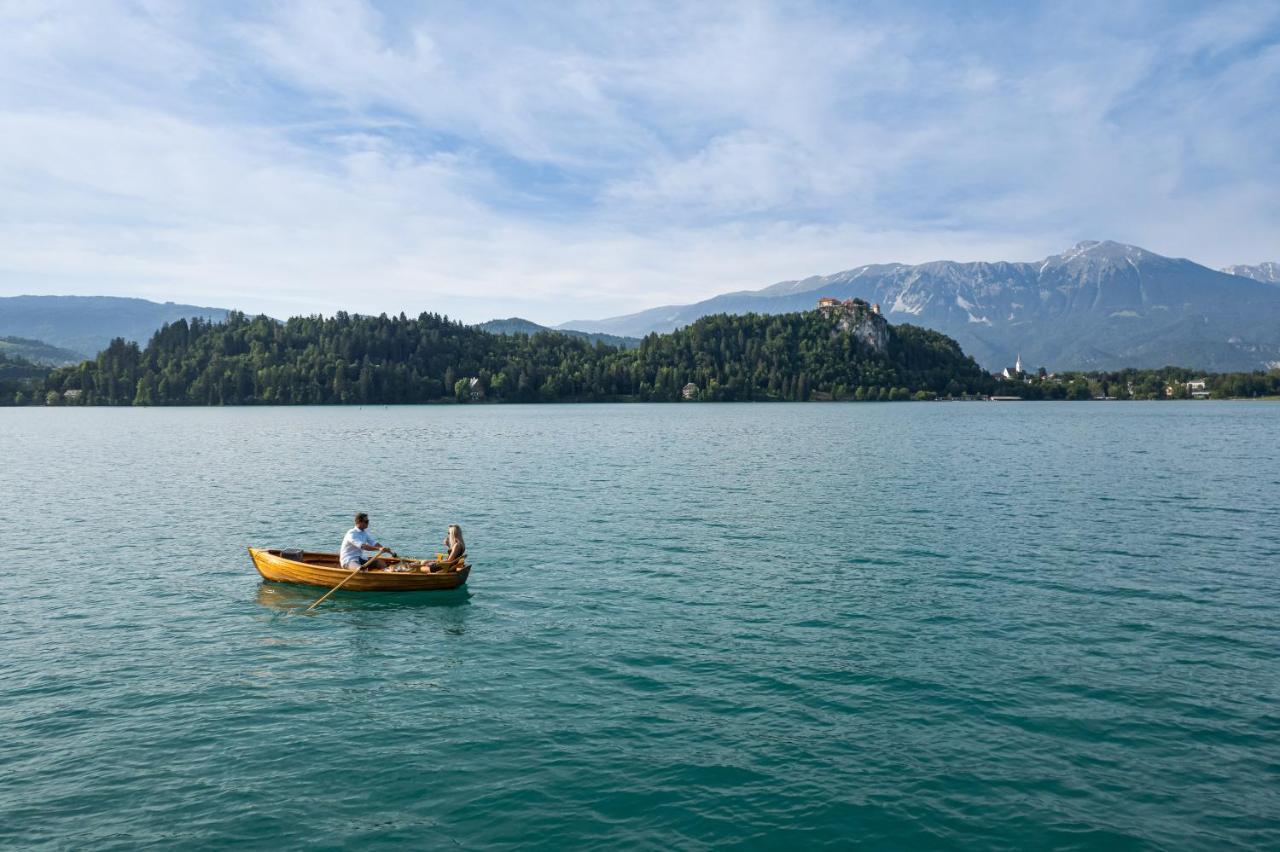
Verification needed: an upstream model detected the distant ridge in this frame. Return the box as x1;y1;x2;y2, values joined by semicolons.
559;242;1280;371
1222;262;1280;285
0;295;230;358
477;317;641;349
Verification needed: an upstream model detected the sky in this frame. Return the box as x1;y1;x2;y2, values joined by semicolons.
0;0;1277;325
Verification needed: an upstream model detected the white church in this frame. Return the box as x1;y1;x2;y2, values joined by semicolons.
1000;355;1025;380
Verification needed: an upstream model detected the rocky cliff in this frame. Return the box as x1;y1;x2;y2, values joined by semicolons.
828;300;889;354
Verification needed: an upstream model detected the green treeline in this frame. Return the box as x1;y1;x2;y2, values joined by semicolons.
10;309;1278;406
30;309;993;405
993;366;1280;400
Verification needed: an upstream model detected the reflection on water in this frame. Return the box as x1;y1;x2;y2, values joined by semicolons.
254;581;473;615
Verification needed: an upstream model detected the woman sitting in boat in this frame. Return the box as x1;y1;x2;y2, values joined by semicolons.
419;524;465;573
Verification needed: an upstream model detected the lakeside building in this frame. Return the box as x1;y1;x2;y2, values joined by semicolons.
682;383;699;400
1166;379;1210;399
1000;355;1026;381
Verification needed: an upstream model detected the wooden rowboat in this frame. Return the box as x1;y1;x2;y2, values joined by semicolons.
248;547;470;591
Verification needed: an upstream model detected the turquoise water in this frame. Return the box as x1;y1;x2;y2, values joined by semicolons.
1;403;1278;849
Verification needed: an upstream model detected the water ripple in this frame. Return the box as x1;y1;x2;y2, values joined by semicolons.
1;403;1278;849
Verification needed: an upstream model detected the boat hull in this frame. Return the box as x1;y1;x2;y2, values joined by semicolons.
248;547;470;591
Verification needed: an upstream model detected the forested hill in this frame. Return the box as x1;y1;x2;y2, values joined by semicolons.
38;307;994;405
0;335;85;366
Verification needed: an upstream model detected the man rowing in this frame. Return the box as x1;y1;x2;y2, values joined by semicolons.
340;512;397;571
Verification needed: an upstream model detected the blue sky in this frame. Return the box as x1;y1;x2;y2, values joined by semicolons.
1;0;1277;324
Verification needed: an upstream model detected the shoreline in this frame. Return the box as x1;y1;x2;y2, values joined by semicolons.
9;396;1280;409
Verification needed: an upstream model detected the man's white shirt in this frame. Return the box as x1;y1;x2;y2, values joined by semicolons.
340;527;376;567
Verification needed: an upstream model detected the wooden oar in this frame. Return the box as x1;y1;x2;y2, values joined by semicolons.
305;546;387;612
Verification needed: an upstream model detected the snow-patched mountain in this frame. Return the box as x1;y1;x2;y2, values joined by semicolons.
560;241;1280;371
1222;262;1280;285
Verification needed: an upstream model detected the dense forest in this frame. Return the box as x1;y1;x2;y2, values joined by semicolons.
6;309;1278;406
24;309;994;405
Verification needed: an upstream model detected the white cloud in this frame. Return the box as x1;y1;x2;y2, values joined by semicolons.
0;1;1275;324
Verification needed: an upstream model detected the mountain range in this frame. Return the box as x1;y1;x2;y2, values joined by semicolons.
5;241;1280;371
559;241;1280;371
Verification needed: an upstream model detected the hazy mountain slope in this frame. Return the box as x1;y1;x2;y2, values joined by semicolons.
557;291;787;339
561;242;1280;371
478;317;641;349
0;295;229;358
1222;262;1280;285
0;336;86;366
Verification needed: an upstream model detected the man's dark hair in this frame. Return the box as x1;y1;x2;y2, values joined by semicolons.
355;512;369;524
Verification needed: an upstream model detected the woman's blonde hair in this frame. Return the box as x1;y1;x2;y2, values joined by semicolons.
448;524;464;548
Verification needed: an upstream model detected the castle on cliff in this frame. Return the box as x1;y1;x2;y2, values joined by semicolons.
818;297;880;315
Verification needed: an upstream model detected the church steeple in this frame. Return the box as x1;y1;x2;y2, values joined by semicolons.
1015;354;1022;374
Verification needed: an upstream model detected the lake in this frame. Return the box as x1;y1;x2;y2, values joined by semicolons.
1;403;1277;849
